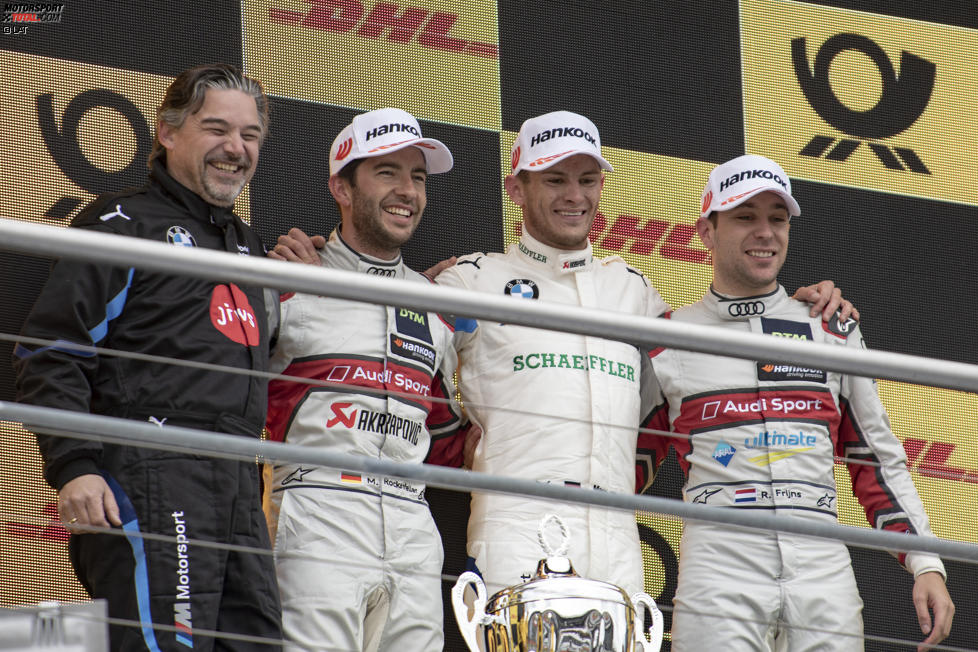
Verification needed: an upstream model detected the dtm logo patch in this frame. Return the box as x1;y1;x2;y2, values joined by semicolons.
758;318;826;382
713;441;736;467
390;334;436;371
395;307;433;344
761;318;812;340
210;284;259;346
504;279;539;299
167;225;197;247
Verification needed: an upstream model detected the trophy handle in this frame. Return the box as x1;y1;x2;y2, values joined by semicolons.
630;592;664;652
452;571;489;652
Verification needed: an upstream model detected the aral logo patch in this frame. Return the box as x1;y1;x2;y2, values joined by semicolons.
210;284;259;346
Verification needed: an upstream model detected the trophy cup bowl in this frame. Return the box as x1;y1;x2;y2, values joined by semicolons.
452;555;664;652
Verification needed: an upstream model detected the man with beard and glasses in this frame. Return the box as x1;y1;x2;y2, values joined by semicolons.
14;63;282;651
640;154;953;651
265;107;467;651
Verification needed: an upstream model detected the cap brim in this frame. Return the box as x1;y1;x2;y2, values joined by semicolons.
367;138;454;174
708;187;801;217
409;138;454;174
332;137;454;177
520;150;614;173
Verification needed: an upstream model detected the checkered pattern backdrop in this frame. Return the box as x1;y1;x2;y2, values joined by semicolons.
2;2;976;649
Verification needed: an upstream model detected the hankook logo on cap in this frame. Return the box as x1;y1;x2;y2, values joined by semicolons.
511;146;521;170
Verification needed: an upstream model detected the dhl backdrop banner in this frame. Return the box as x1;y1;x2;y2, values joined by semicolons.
1;2;976;649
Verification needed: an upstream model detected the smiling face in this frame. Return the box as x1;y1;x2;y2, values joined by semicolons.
505;153;605;251
697;190;790;296
157;88;262;207
329;146;428;259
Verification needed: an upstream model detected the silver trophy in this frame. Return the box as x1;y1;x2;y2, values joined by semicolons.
452;514;664;651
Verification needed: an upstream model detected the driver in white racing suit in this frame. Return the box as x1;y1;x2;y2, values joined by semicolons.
640;154;954;651
436;111;667;597
265;108;463;651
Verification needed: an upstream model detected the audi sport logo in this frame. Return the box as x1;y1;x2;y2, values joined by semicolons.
727;300;765;316
366;266;396;277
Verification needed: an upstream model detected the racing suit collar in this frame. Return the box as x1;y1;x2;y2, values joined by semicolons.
148;157;236;227
323;227;407;278
705;284;791;321
517;231;593;274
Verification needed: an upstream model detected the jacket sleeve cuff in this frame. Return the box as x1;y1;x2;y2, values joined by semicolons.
905;552;946;580
51;457;102;491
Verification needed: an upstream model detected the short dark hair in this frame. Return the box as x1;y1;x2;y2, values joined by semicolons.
336;157;365;187
332;157;366;213
149;63;269;166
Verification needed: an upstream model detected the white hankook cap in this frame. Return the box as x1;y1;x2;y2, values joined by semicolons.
329;107;453;177
700;154;801;217
510;110;613;174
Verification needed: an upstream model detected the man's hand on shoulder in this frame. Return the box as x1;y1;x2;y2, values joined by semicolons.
792;280;860;322
59;473;121;532
462;423;483;470
268;228;325;265
423;256;457;281
913;570;954;651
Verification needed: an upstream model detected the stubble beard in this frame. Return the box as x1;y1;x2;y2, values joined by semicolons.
200;157;250;207
351;190;416;255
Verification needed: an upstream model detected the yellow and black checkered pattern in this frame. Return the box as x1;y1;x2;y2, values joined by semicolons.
2;2;976;649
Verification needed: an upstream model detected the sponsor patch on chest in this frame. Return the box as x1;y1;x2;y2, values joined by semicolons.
757;318;826;382
394;307;433;344
390;334;436;371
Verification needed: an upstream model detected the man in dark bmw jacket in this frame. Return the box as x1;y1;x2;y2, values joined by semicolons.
14;63;282;651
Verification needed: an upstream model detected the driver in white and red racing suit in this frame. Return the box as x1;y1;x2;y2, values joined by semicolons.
639;154;951;651
641;287;946;650
264;108;463;651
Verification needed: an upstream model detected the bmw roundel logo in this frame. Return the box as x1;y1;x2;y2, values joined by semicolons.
166;225;197;247
504;279;539;299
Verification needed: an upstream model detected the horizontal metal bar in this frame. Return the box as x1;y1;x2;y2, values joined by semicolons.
2;218;977;392
5;400;976;564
